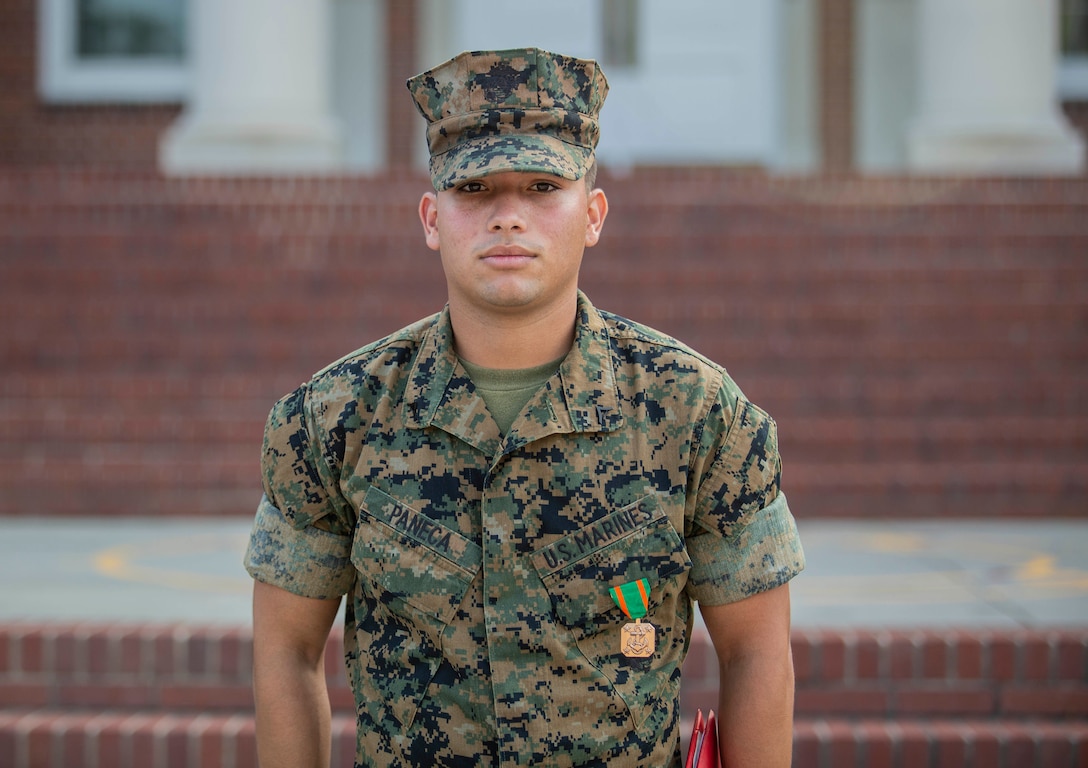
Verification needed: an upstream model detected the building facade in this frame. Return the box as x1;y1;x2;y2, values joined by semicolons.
11;0;1088;176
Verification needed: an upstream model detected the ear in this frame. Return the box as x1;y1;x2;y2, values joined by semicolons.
419;192;441;252
584;187;608;248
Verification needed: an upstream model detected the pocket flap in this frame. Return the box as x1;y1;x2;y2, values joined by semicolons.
354;486;482;624
531;496;691;633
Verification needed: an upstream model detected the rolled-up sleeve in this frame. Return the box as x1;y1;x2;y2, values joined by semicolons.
243;384;355;599
686;395;805;606
244;495;354;599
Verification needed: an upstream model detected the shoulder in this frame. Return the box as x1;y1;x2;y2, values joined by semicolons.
595;307;745;410
265;312;441;432
304;312;440;397
313;312;438;379
597;308;717;365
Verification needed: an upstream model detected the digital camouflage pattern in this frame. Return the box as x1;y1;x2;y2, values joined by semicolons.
244;292;805;767
407;48;609;190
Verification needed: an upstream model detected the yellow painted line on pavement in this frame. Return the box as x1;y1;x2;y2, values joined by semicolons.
867;533;926;553
794;567;1088;606
92;534;251;594
1016;555;1056;581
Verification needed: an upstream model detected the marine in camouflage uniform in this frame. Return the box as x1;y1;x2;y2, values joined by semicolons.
245;48;804;767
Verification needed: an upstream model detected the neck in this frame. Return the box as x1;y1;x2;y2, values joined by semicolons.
448;293;578;369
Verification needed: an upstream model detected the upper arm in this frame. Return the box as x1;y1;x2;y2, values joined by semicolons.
699;582;793;667
252;579;342;665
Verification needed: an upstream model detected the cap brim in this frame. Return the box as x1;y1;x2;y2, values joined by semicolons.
430;135;592;190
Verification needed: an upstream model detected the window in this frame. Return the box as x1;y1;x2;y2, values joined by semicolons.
39;0;189;103
601;0;639;69
1060;0;1088;99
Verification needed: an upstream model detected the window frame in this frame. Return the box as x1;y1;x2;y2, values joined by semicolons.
600;0;639;70
38;0;190;103
1060;0;1088;100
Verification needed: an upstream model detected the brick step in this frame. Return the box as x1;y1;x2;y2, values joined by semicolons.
2;371;1084;420
0;460;1082;519
6;276;1085;332
2;623;1084;765
4;229;1086;277
2;171;1085;521
1;711;1084;768
6;282;1080;319
2;452;1078;492
0;487;257;518
0;449;1082;492
2;232;1079;272
3;413;1082;462
3;624;1083;716
683;627;1088;721
4;180;1086;234
4;330;1082;376
0;708;358;768
5;261;1084;308
0;414;264;447
790;718;1088;768
745;371;1088;419
5;198;1085;238
781;417;1088;462
5;233;1085;268
773;487;1086;519
787;462;1085;518
5;301;1083;353
9;279;1083;313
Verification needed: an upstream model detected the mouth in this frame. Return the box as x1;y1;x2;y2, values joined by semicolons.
480;245;536;266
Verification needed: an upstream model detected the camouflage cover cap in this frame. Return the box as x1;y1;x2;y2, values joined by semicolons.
407;48;609;190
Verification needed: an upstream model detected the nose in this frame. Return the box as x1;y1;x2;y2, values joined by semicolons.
487;192;526;232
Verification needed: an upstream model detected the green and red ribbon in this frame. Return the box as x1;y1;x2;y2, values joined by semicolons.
609;578;650;621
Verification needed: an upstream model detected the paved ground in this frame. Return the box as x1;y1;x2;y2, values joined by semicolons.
1;516;1085;629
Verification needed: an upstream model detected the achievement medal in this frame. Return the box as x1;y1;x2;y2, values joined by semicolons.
609;578;655;658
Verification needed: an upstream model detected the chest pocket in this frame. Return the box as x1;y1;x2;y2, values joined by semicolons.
352;485;482;728
529;495;692;732
531;496;691;637
354;485;481;626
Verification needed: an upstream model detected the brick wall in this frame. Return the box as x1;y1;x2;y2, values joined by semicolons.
2;623;1085;767
2;169;1085;520
0;0;180;170
818;0;856;173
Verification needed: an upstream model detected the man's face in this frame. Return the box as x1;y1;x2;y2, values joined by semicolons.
419;171;607;318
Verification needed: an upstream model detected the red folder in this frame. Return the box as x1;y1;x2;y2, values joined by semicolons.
685;709;720;768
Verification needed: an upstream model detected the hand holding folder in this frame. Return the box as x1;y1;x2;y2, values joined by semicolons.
685;709;720;768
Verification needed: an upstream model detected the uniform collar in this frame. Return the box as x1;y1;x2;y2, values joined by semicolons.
403;292;623;451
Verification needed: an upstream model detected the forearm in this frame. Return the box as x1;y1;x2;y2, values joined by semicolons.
253;644;332;768
716;645;795;767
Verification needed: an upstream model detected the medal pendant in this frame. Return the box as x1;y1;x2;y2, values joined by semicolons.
620;620;656;658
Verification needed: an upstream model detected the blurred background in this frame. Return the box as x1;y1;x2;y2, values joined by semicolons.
1;0;1086;765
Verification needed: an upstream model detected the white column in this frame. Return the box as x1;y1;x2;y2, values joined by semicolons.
907;0;1084;175
160;0;342;175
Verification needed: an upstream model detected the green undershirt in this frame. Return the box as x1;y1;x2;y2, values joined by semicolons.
459;356;564;435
